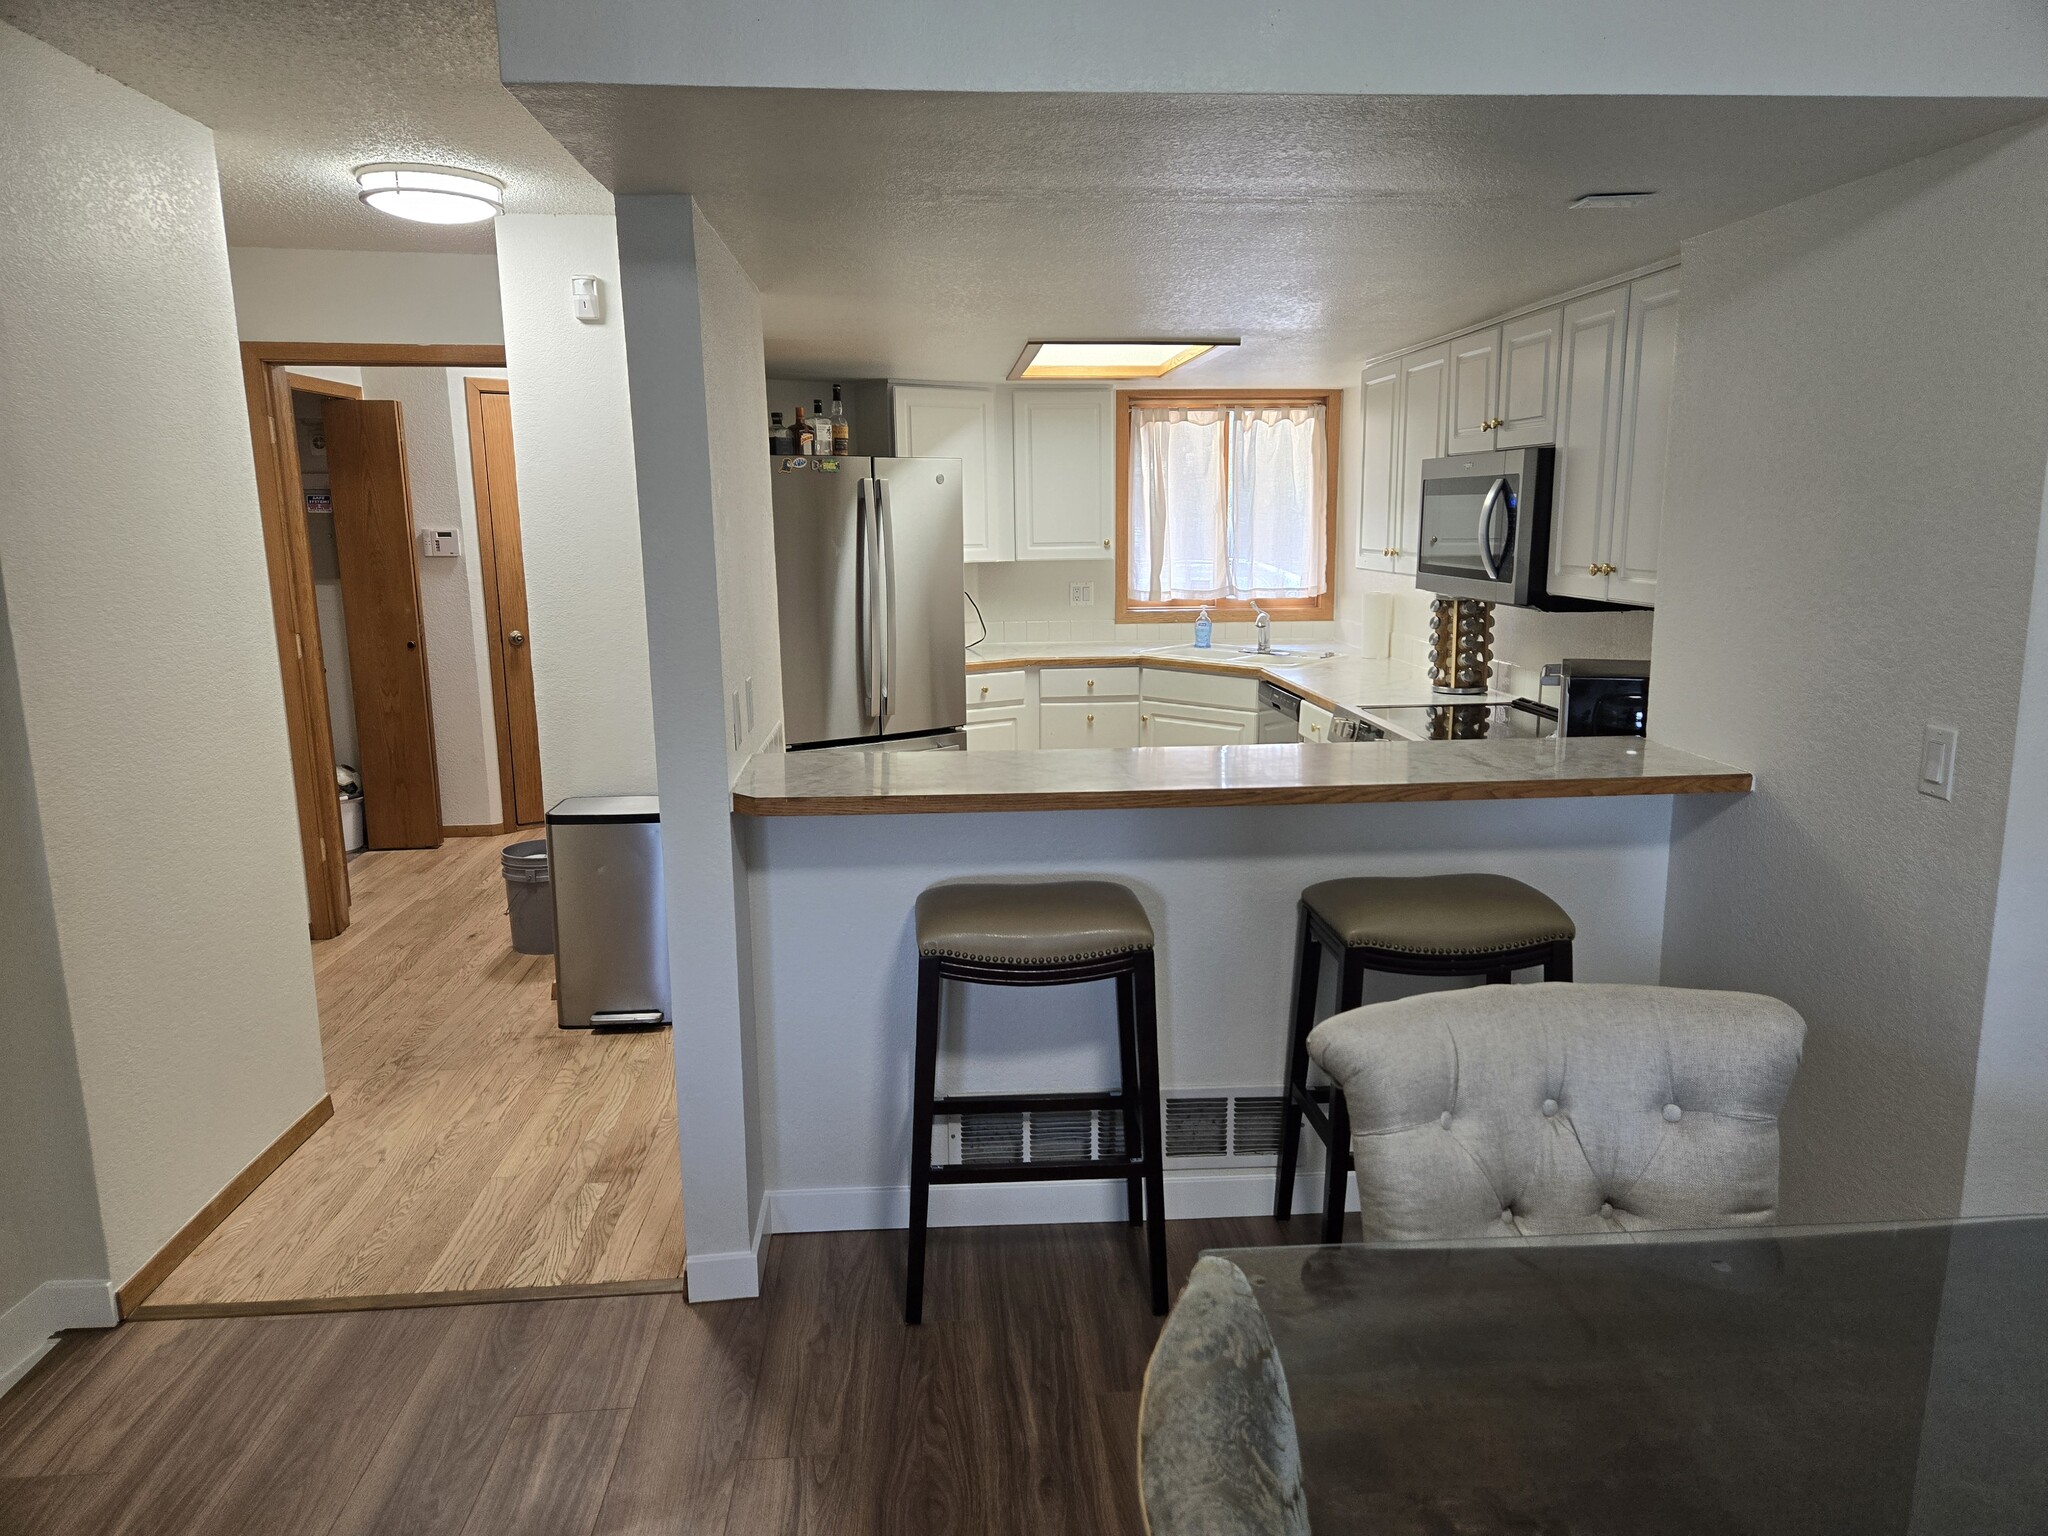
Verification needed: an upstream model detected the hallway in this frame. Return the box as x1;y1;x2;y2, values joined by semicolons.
140;834;683;1313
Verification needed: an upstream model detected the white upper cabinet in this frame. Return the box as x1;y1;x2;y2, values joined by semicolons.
1495;306;1563;448
893;385;1007;562
1546;283;1630;605
1607;271;1680;607
1013;387;1113;560
1391;344;1450;574
1356;359;1401;571
1446;327;1502;454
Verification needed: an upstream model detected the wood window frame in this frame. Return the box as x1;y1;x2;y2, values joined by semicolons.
1114;388;1341;624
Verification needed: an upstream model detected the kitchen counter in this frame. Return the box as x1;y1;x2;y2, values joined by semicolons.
963;642;1515;715
731;737;1751;816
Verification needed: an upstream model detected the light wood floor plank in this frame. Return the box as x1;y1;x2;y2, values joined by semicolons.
145;834;683;1308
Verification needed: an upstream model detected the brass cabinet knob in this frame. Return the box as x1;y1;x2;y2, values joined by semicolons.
979;685;989;696
1086;679;1095;692
1086;713;1095;724
1588;563;1602;576
1102;538;1111;549
1141;714;1150;724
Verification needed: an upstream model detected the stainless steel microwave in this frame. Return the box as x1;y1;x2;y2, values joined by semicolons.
1415;446;1613;611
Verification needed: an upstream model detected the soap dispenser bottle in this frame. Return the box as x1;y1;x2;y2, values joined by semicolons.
1194;606;1212;648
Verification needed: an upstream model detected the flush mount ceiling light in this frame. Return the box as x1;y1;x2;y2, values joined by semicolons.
354;162;504;224
1009;339;1238;380
1569;191;1657;210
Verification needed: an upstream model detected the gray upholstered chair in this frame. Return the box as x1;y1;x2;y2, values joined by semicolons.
1307;983;1805;1240
1139;1256;1312;1536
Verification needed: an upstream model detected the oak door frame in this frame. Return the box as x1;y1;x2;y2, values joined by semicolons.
463;377;543;830
243;342;507;939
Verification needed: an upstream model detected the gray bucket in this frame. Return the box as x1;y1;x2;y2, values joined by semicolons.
502;839;555;955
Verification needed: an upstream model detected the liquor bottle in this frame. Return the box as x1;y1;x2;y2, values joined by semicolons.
830;385;850;455
769;411;794;455
795;406;813;455
812;400;829;457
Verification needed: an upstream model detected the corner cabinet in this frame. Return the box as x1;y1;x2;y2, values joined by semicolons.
1013;388;1114;560
892;384;1007;562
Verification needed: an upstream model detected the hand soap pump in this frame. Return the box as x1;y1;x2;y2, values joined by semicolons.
1194;606;1212;649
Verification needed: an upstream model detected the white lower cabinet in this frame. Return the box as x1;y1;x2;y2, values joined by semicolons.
1040;700;1142;748
1143;702;1254;746
964;708;1029;748
1298;700;1335;743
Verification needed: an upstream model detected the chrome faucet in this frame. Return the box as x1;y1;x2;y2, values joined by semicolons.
1254;607;1272;654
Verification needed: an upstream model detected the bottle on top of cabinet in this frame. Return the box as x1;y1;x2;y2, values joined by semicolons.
768;411;795;456
794;406;814;455
811;400;831;458
830;384;850;455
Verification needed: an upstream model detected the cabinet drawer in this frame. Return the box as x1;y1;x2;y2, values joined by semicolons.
968;669;1027;707
1039;700;1142;749
1298;701;1335;742
1040;666;1140;700
1140;666;1260;711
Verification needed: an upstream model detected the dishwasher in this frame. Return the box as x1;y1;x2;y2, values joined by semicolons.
1257;682;1380;742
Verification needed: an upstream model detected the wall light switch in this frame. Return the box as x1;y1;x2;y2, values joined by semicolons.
1919;724;1958;801
1070;582;1094;608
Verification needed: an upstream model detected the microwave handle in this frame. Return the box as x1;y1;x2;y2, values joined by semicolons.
1477;476;1509;581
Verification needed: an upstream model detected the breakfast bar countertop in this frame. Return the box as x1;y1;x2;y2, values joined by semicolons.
730;737;1753;817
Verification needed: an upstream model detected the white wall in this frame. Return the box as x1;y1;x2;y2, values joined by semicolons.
0;24;329;1287
359;365;504;828
1962;466;2048;1215
496;214;657;801
742;797;1672;1229
230;248;504;344
1653;120;2048;1223
0;570;113;1392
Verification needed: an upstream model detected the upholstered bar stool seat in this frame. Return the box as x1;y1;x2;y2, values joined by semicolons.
905;879;1168;1323
915;880;1154;966
1300;874;1576;956
1276;873;1577;1243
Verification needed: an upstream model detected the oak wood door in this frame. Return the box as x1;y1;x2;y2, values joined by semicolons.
323;397;443;849
467;382;545;826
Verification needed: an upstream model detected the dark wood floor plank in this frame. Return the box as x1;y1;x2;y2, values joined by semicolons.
457;1410;629;1536
0;1319;233;1477
1093;1391;1147;1536
720;1456;827;1536
512;1294;666;1416
742;1231;896;1461
0;1474;105;1536
325;1299;554;1536
589;1295;766;1536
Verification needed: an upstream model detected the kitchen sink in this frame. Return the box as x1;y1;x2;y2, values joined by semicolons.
1143;644;1338;664
1234;646;1338;659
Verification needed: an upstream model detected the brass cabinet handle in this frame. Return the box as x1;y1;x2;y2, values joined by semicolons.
1086;713;1095;724
1141;714;1150;724
1086;679;1095;692
979;685;989;696
1102;538;1111;549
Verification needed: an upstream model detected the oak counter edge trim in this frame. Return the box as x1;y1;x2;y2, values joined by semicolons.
731;772;1754;817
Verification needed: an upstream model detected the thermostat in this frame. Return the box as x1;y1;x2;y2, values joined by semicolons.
419;527;461;558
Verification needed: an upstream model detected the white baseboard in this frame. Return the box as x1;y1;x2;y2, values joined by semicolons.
766;1167;1359;1235
681;1196;771;1304
1;1279;117;1399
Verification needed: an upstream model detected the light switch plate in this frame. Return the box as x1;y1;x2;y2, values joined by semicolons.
1919;724;1958;801
1070;582;1094;607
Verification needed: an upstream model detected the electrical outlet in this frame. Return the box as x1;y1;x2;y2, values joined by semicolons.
1919;724;1958;801
1070;581;1094;608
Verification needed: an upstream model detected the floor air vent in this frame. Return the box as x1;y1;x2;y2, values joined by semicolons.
1165;1096;1230;1158
1228;1095;1285;1157
949;1087;1288;1167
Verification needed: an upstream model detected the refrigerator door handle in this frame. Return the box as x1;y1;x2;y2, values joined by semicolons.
876;476;894;724
855;477;873;725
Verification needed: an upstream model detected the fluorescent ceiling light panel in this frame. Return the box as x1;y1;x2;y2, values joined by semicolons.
355;163;505;224
1569;191;1657;210
1011;340;1237;380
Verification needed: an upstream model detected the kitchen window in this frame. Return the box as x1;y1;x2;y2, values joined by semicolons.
1116;390;1338;622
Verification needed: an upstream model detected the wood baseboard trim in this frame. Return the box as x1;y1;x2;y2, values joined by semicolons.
128;1274;686;1320
115;1094;335;1317
442;823;509;838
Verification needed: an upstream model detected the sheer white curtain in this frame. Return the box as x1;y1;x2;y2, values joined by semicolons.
1127;402;1327;606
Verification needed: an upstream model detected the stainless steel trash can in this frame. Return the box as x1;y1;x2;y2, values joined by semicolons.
501;839;554;955
546;796;671;1031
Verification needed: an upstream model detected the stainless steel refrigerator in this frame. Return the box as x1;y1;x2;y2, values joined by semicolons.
772;455;966;750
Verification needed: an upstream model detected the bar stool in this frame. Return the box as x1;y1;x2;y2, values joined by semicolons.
1272;874;1576;1243
907;879;1168;1323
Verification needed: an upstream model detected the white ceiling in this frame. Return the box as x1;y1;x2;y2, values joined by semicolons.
516;87;2046;385
0;0;610;254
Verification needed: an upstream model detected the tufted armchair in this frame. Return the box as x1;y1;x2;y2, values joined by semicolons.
1307;984;1805;1240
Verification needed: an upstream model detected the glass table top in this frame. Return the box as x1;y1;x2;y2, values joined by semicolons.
1210;1217;2048;1535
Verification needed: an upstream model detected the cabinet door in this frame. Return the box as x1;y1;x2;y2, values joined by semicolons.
1297;700;1335;742
894;385;1006;562
1391;344;1450;575
964;706;1028;749
1608;271;1680;608
1446;326;1501;454
1013;388;1113;560
1356;360;1402;571
1496;306;1563;448
1142;703;1255;746
1039;699;1142;748
1547;286;1629;603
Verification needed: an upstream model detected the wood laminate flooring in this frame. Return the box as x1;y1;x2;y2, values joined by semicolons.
143;834;683;1311
0;1217;1321;1536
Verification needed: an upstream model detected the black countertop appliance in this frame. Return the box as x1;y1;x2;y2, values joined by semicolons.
1548;658;1651;737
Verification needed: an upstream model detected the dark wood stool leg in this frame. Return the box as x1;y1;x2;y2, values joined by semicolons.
1485;968;1513;985
1272;905;1321;1222
1114;968;1143;1225
905;957;943;1325
1544;942;1573;982
1318;950;1368;1244
1131;953;1170;1315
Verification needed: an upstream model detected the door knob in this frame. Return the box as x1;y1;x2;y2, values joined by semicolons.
508;630;525;647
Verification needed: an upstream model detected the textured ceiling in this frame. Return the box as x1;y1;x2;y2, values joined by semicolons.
518;86;2046;383
0;0;610;253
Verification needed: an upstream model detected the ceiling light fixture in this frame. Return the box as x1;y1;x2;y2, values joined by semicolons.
355;162;505;225
1569;191;1657;210
1010;340;1238;381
